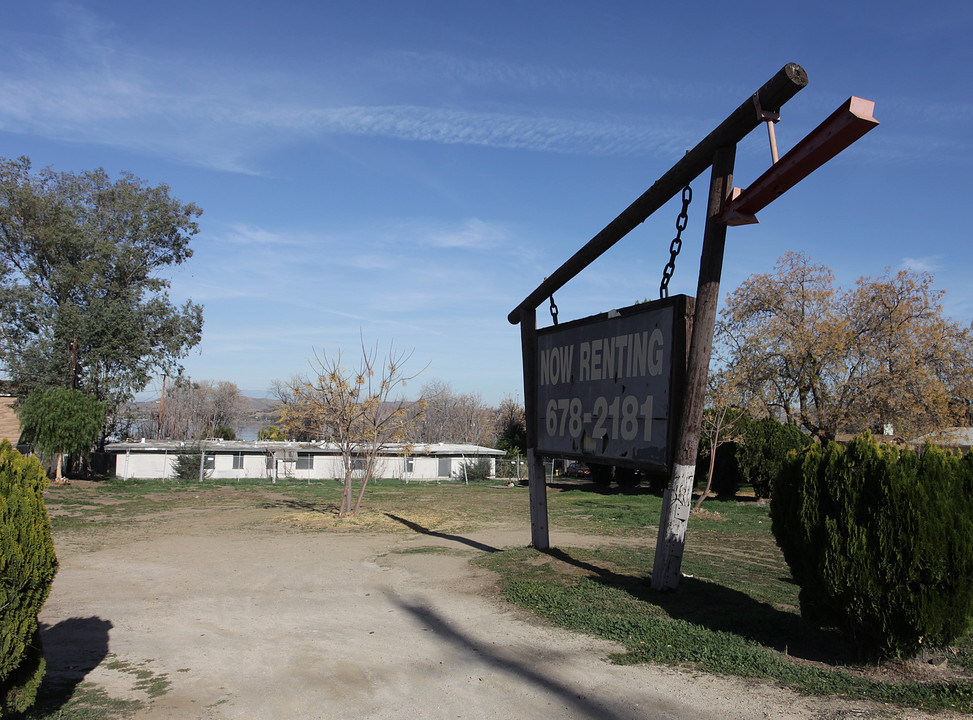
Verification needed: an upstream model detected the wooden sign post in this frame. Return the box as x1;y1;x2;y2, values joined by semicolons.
651;145;734;590
509;62;878;590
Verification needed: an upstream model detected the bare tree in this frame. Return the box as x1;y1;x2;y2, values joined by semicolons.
415;380;494;445
155;377;244;440
694;371;747;511
277;339;425;517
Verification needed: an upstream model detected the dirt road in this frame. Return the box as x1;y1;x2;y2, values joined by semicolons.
38;495;935;719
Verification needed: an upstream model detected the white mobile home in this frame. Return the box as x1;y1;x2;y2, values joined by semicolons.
105;440;505;482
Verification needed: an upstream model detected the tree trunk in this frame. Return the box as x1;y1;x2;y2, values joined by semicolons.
351;456;376;516
693;445;718;512
339;455;354;517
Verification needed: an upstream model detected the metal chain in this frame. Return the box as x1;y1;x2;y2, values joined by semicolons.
549;295;559;325
660;185;692;299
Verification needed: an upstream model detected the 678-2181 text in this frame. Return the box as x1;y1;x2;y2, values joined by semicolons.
545;394;654;443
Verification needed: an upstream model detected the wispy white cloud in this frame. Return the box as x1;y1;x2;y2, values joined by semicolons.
0;5;702;173
288;105;693;157
900;255;943;273
415;217;509;250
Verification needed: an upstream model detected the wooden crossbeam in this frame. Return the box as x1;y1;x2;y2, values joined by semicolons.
719;96;879;226
507;63;808;324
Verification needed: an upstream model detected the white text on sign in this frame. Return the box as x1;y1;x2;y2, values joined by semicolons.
539;329;666;386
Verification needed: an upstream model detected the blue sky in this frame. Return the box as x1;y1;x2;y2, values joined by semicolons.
1;1;970;404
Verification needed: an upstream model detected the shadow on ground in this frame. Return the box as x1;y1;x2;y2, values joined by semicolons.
27;617;113;716
385;513;501;553
260;498;337;514
390;594;635;720
540;547;852;664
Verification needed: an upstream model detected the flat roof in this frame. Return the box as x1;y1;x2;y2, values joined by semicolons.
105;440;505;456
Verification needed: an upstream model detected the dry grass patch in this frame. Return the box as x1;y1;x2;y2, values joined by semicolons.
270;507;459;533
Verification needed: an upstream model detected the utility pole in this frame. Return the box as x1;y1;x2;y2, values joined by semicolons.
158;375;166;438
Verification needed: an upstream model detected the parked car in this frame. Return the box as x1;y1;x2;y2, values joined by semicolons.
564;462;591;478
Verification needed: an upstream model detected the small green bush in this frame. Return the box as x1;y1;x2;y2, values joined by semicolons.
454;458;492;483
772;434;973;659
172;446;209;481
737;417;812;498
0;440;58;714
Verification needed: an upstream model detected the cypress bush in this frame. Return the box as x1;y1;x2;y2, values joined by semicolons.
771;434;973;659
737;417;812;498
0;440;58;714
172;445;208;481
454;458;492;483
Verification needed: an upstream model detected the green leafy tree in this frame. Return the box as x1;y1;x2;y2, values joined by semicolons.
0;156;204;417
208;425;236;440
736;416;812;499
493;394;526;456
0;441;57;714
257;426;286;441
17;387;106;482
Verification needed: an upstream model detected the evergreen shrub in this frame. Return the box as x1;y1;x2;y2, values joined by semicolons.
695;441;744;499
0;440;58;714
737;417;812;498
771;434;973;659
172;445;207;481
454;458;492;483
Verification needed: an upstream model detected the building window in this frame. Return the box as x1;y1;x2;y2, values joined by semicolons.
404;456;415;473
296;453;314;470
203;453;215;470
232;452;244;470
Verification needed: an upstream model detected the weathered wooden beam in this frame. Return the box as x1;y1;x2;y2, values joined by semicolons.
508;63;808;325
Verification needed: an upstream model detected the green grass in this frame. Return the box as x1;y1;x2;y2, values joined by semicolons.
477;540;973;714
17;682;144;720
16;655;171;720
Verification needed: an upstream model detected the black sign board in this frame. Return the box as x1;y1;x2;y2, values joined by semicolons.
534;295;692;473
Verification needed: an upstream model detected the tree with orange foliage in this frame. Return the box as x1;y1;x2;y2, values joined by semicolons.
717;252;972;441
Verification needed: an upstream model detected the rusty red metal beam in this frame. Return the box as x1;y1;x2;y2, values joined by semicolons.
719;96;879;226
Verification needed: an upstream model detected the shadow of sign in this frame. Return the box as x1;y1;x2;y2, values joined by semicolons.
390;594;633;720
384;513;501;553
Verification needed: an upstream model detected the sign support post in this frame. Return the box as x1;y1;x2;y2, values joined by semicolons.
520;306;550;549
651;145;735;591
